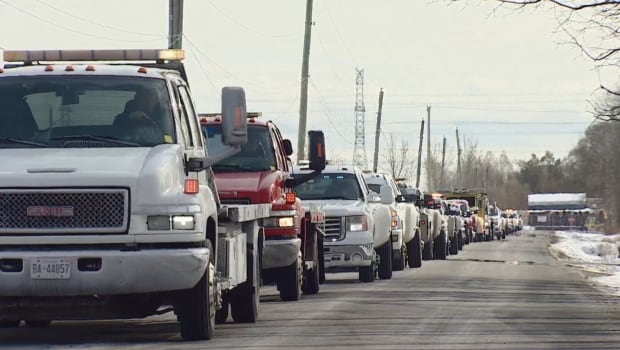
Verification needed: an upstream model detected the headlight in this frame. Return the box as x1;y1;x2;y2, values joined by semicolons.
346;215;368;232
263;216;296;228
147;215;170;230
172;215;195;230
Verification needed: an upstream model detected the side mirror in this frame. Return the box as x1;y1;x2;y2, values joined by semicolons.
221;87;247;147
395;195;407;203
415;198;425;207
379;185;395;204
307;130;326;172
282;139;293;156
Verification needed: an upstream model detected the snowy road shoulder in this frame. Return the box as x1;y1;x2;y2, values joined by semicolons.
549;230;620;296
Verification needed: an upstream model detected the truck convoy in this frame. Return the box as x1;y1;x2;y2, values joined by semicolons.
443;189;489;242
0;48;326;341
293;165;393;282
201;112;325;303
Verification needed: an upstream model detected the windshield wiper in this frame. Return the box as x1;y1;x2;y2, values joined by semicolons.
0;137;48;148
51;135;141;147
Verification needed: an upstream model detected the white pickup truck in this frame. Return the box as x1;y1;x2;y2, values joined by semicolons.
0;49;328;341
365;173;422;269
293;165;394;282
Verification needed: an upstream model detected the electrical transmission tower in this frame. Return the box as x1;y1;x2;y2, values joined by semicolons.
352;68;368;169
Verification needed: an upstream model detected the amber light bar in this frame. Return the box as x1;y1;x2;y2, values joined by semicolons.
2;49;185;63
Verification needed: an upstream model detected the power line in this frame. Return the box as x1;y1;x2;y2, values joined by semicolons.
35;0;161;37
205;0;300;38
184;38;220;97
309;78;354;145
183;34;299;94
0;0;165;43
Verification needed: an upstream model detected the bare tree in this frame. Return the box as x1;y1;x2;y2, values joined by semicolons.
382;133;416;181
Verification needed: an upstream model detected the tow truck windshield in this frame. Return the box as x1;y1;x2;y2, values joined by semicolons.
0;76;174;148
294;173;362;201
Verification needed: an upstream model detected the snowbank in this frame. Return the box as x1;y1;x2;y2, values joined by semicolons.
549;231;620;295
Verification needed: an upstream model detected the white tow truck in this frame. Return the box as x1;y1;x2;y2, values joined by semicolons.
365;173;423;269
293;165;394;282
0;49;297;341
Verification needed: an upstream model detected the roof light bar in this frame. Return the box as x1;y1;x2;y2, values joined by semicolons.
200;112;261;119
2;49;185;63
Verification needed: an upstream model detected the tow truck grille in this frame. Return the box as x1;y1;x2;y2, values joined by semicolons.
0;189;129;234
321;217;344;241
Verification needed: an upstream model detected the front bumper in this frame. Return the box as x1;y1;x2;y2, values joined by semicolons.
323;243;374;268
262;238;301;269
0;248;208;297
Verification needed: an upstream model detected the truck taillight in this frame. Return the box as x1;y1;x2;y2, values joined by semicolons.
420;219;426;226
184;179;199;194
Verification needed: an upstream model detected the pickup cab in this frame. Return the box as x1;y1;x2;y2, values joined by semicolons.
293;165;394;281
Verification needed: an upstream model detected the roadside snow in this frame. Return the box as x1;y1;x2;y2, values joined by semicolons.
549;231;620;295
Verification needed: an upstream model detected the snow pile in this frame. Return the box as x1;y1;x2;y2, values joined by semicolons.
549;231;620;295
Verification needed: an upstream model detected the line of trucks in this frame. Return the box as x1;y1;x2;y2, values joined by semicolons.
0;49;521;341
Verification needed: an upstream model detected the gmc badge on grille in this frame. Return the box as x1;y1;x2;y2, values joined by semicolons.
26;206;75;217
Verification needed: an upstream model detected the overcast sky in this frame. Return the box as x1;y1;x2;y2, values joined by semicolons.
0;0;606;176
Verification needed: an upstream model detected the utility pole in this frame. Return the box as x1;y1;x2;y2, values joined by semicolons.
297;0;314;164
372;89;384;173
456;128;462;188
426;105;431;191
440;137;446;189
415;119;425;188
168;0;184;49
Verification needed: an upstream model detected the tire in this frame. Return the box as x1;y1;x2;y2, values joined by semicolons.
176;240;216;341
458;231;464;250
377;241;393;280
434;231;447;260
0;320;20;328
449;235;458;255
422;238;434;260
358;262;375;283
278;256;301;302
464;230;470;245
302;236;320;294
231;250;259;323
392;244;405;271
215;296;229;324
318;235;326;284
406;232;422;268
25;320;51;328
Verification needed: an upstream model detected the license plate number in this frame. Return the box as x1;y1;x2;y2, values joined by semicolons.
31;258;71;279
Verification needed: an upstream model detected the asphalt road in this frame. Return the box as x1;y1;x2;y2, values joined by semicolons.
3;231;620;349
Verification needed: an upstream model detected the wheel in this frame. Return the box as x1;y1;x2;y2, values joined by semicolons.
464;230;470;245
449;234;458;255
358;262;375;283
278;256;301;301
392;244;405;271
25;320;51;328
176;240;216;341
0;320;20;328
422;238;434;260
434;231;447;260
458;231;464;250
215;296;229;324
231;250;259;323
501;230;506;240
302;236;320;294
406;232;422;268
318;234;326;284
377;241;393;279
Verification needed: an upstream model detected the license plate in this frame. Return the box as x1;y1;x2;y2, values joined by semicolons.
324;253;344;262
31;258;71;280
